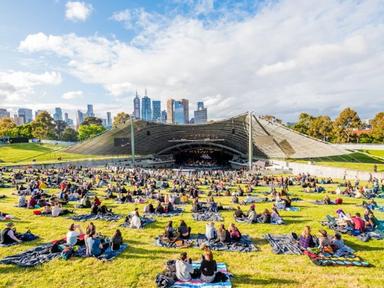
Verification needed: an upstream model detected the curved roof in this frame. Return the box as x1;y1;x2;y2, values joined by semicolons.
66;113;348;159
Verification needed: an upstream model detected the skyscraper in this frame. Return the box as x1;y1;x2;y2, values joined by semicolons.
194;101;208;124
174;100;185;124
141;95;152;121
76;110;84;128
152;100;161;122
0;108;10;119
53;107;63;121
17;108;33;123
181;99;189;124
86;104;94;118
133;91;141;119
166;99;174;124
64;112;69;122
106;112;112;128
161;110;167;123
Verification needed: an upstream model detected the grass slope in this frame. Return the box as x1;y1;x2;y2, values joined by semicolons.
0;143;111;166
0;178;383;287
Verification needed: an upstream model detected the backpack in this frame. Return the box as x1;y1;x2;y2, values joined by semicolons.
61;247;73;260
155;274;175;288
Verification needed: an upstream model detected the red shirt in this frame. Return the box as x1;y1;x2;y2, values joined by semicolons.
352;216;365;232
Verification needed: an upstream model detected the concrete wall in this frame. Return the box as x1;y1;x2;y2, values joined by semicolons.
272;160;384;180
332;144;384;151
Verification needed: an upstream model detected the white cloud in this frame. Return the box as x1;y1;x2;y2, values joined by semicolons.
0;71;62;103
19;0;384;120
65;1;92;22
62;90;83;99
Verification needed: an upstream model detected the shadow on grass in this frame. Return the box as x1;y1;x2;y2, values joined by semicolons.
234;274;298;286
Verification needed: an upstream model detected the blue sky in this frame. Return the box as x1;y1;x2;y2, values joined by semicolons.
1;0;384;122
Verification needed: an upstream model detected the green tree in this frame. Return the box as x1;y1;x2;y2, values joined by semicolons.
293;113;315;135
113;112;130;128
0;117;16;137
358;133;373;143
31;111;55;139
82;116;103;126
333;108;362;143
8;123;33;138
371;112;384;142
308;115;333;141
54;120;68;140
78;124;106;141
61;127;78;142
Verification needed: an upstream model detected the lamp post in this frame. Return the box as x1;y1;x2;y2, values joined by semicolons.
130;115;135;167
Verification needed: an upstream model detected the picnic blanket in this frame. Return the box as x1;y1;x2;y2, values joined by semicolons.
321;215;384;242
146;208;183;218
192;212;223;222
304;250;370;267
171;263;232;288
120;215;155;228
0;240;128;267
241;197;270;205
0;231;38;247
69;213;121;222
264;233;302;255
234;216;284;225
155;234;257;252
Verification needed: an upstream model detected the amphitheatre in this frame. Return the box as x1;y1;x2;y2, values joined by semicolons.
0;113;383;288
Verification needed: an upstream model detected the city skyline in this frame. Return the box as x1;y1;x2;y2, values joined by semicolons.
1;1;384;122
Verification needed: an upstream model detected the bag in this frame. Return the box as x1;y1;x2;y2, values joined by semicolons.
335;198;343;205
155;274;175;288
61;247;73;260
213;271;228;282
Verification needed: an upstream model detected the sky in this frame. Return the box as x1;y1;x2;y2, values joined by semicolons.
1;0;384;122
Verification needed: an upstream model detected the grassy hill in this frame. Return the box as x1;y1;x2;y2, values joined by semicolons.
0;176;383;287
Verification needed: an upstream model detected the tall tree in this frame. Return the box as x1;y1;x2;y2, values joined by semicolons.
113;112;130;128
61;127;78;142
293;113;314;135
31;111;55;139
333;107;362;143
82;116;103;126
54;120;68;140
371;112;384;142
0;117;16;137
78;124;106;141
308;115;333;141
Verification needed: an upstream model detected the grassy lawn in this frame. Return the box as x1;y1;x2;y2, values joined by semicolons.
0;143;122;166
291;152;384;172
361;150;384;158
0;176;383;287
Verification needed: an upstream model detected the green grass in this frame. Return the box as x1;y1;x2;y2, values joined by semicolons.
0;143;122;166
292;152;384;172
361;150;384;158
0;175;383;287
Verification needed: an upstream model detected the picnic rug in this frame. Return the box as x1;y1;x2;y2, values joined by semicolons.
192;212;223;222
120;215;155;228
69;213;122;222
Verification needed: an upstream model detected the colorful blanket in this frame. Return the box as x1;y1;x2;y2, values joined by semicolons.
264;234;302;255
145;208;183;218
235;216;284;225
120;216;155;228
69;213;121;222
192;212;223;222
304;250;370;267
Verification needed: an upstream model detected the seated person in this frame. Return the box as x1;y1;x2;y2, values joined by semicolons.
78;195;91;208
318;229;333;253
205;222;216;241
247;205;258;223
323;195;332;205
231;195;239;204
200;249;217;283
299;226;316;250
129;209;142;229
111;229;123;251
234;206;245;219
271;207;283;224
155;201;165;214
259;209;271;223
85;231;105;257
0;222;22;245
163;221;178;242
216;224;230;243
41;204;52;215
66;223;83;246
17;195;27;207
351;213;365;233
364;209;378;230
177;220;191;239
175;252;194;282
144;203;155;214
228;223;241;241
331;233;354;255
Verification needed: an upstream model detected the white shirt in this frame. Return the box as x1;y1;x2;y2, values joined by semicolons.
175;259;193;281
51;206;61;217
66;230;80;246
130;215;141;229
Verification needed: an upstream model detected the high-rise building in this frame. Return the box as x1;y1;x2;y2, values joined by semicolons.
152;100;161;122
106;112;112;128
86;104;94;118
0;108;10;119
181;99;189;123
174;100;185;124
166;99;174;124
76;110;84;128
53;107;63;121
13;115;24;126
64;112;74;127
161;110;167;123
133;91;140;119
194;101;208;124
17;108;33;123
141;95;152;121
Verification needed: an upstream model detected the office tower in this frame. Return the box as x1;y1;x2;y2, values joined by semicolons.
53;107;63;121
0;108;10;119
106;112;112;128
152;100;161;122
86;104;94;117
102;119;107;127
194;101;208;124
174;100;185;124
181;99;189;124
141;95;152;121
166;99;174;124
161;110;167;123
13;115;24;126
64;112;69;122
76;110;84;128
133;91;140;119
17;108;33;123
